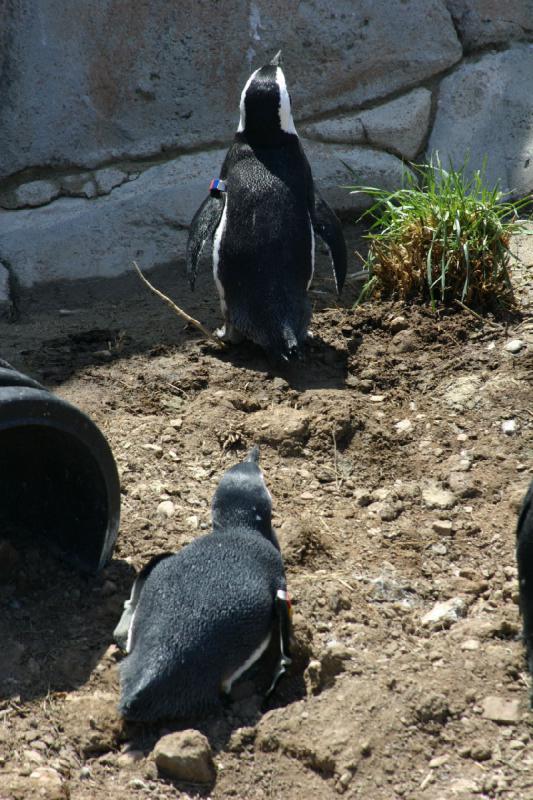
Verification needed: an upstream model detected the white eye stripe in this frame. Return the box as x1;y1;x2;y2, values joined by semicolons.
276;67;297;135
237;68;260;132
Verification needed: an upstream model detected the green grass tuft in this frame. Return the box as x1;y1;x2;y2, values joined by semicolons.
350;156;531;312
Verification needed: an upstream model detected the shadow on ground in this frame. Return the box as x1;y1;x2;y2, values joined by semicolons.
0;536;135;701
0;223;368;391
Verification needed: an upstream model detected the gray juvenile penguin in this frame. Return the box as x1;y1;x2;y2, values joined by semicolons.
115;446;291;721
517;479;533;703
186;51;347;362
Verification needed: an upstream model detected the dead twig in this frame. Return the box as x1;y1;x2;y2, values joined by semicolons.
454;299;502;329
132;260;225;348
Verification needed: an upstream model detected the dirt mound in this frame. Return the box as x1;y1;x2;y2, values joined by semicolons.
1;233;533;799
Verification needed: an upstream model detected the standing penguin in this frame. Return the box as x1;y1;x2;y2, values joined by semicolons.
115;446;291;722
517;480;533;704
186;52;347;361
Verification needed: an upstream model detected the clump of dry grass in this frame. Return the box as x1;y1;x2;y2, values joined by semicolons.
351;157;531;312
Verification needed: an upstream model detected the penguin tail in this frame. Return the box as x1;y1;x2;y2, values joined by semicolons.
246;444;260;464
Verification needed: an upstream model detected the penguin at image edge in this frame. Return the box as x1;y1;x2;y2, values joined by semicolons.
186;50;347;362
114;445;292;722
516;479;533;704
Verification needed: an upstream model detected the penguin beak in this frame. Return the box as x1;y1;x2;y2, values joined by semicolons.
270;50;282;67
246;445;260;464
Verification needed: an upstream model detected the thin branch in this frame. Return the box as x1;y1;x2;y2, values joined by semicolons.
132;261;225;348
454;299;502;329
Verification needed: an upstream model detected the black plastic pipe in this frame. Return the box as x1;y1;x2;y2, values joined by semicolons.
0;359;120;573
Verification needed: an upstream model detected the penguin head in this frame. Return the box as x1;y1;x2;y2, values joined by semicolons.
212;446;277;544
237;51;297;143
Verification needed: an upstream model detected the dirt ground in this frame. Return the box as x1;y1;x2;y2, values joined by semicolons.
1;225;533;800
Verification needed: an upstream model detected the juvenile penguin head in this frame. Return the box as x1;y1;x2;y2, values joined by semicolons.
237;51;297;143
212;446;276;542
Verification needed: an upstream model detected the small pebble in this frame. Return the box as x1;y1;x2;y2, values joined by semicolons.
501;419;517;435
156;500;175;518
470;740;492;761
482;695;521;724
504;339;525;353
142;443;163;456
432;520;453;535
389;316;408;334
395;419;412;433
129;778;149;789
429;754;449;768
461;639;480;651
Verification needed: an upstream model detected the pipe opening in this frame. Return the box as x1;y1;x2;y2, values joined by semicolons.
0;425;109;572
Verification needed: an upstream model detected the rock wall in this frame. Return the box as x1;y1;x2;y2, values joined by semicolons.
0;0;532;299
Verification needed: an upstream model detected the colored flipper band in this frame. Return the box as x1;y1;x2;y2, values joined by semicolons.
209;178;227;194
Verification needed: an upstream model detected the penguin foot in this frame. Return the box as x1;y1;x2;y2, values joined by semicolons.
215;323;244;344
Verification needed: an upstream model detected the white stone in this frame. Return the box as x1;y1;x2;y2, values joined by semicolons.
504;338;525;353
432;519;454;535
428;45;533;197
156;500;175;518
501;419;517;435
395;419;412;433
421;597;466;628
303;88;432;159
422;483;457;510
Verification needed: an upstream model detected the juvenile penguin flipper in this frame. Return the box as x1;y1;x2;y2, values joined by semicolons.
517;482;533;692
312;189;347;295
186;194;226;290
114;552;174;652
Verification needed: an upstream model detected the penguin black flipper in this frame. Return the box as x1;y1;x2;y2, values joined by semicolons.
113;552;174;652
266;588;293;697
186;194;226;291
516;480;533;696
312;188;347;295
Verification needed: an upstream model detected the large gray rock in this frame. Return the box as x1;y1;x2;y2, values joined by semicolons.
302;88;432;159
0;148;226;287
304;140;412;213
428;45;533;196
446;1;533;51
0;0;461;180
0;140;408;286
